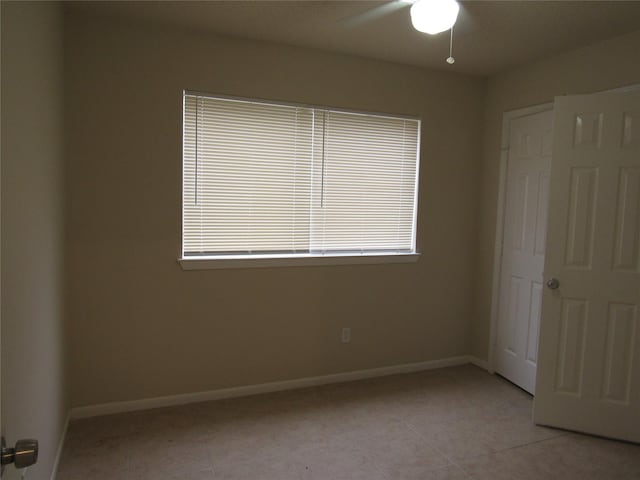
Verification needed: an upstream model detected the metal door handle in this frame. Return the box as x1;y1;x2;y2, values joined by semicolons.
1;438;38;475
546;278;560;290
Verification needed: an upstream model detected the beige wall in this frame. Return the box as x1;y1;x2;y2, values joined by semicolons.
472;30;640;360
1;2;67;479
65;12;485;407
12;3;636;417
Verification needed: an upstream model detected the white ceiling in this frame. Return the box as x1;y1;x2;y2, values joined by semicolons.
67;1;640;76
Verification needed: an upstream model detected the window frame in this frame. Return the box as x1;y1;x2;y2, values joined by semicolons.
179;91;422;270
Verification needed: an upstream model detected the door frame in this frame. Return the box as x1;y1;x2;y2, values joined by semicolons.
488;102;553;376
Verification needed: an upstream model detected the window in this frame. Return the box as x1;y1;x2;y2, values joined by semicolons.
181;92;421;269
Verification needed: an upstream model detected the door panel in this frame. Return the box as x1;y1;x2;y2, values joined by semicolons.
555;298;588;395
622;110;640;149
612;167;640;272
534;92;640;443
601;303;637;403
495;109;554;394
564;167;598;268
534;172;550;256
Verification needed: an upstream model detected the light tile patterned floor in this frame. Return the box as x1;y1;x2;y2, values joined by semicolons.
57;365;640;479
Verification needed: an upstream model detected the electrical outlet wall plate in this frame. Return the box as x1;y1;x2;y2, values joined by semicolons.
341;328;351;343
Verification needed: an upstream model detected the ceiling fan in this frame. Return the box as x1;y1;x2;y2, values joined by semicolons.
410;0;460;64
345;0;461;65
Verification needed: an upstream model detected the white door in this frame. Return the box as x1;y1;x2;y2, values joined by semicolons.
495;110;554;394
534;92;640;443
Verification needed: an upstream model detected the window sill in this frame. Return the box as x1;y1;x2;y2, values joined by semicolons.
178;253;420;270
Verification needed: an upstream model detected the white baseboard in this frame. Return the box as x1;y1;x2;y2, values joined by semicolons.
468;355;490;371
50;411;70;480
70;355;475;419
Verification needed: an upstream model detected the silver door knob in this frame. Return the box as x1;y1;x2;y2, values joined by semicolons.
546;278;560;290
1;437;38;474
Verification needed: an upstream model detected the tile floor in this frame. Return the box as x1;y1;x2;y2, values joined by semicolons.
57;365;640;479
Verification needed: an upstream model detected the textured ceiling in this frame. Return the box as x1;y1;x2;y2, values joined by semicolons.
67;1;640;76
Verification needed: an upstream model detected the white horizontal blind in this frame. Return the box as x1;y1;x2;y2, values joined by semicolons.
310;111;420;253
183;95;315;255
182;93;420;258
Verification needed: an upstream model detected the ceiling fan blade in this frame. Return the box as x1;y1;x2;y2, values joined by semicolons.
342;0;412;28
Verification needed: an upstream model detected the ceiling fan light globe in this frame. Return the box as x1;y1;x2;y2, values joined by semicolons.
410;0;460;35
